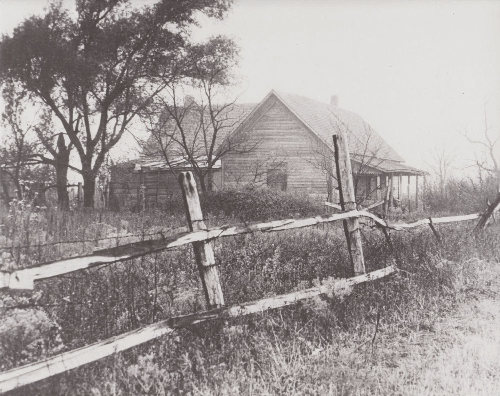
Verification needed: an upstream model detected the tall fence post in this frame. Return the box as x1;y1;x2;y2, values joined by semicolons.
332;133;366;275
178;171;225;308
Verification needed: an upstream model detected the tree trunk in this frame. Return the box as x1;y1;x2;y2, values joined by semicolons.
82;172;96;208
55;133;71;209
206;169;214;192
55;156;70;210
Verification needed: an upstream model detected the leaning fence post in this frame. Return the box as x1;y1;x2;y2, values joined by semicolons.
474;188;500;231
178;171;225;308
428;218;442;243
332;133;366;275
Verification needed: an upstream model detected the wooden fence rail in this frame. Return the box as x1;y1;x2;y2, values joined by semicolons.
0;208;494;291
0;266;396;393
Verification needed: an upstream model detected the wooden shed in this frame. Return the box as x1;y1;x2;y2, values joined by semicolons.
109;157;222;210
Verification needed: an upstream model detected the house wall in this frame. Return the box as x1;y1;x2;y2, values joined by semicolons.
109;166;221;210
222;98;331;197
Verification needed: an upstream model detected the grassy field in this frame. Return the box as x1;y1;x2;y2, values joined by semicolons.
0;190;499;395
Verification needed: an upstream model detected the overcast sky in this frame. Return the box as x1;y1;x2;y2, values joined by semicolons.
1;0;499;174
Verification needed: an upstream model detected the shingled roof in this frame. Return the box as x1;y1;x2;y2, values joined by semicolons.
270;90;405;162
138;90;423;175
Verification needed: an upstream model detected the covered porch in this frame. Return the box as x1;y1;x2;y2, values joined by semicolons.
353;160;427;212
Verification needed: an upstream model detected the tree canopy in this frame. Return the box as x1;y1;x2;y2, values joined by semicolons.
0;0;234;207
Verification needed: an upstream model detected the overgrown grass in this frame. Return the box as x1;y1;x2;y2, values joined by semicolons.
0;189;499;395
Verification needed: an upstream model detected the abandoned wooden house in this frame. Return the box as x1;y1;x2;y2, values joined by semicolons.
110;90;425;210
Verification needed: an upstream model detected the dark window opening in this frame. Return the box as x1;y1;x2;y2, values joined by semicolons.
267;167;287;192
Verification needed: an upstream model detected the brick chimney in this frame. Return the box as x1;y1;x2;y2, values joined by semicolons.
330;95;339;107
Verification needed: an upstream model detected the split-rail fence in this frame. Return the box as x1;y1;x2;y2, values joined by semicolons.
0;132;499;393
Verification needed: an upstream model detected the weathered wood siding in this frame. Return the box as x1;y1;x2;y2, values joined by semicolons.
222;98;330;196
109;166;221;210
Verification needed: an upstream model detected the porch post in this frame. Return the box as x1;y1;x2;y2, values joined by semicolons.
398;175;402;200
415;175;419;211
407;175;411;212
388;175;394;210
376;176;381;200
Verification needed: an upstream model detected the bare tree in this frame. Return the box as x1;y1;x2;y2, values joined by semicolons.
464;111;499;184
223;156;288;189
428;149;455;199
308;113;387;205
140;37;256;192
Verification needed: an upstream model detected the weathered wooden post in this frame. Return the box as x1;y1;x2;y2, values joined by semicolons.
475;184;500;231
383;175;393;215
407;175;411;212
415;175;419;211
376;176;381;201
332;134;366;275
398;175;402;200
388;175;394;210
178;171;225;308
428;218;442;243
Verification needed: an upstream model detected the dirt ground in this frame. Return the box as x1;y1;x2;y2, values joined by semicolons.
289;260;500;396
402;269;500;395
371;261;500;396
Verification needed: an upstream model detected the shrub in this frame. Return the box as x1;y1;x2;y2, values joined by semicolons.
424;175;498;214
201;187;326;222
0;308;64;371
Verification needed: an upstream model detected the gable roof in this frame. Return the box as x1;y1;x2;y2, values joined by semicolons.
269;90;404;162
138;89;423;175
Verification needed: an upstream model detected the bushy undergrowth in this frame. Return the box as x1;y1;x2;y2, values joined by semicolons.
0;189;499;395
201;187;325;222
424;175;498;214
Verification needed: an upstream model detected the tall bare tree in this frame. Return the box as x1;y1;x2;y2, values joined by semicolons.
308;113;387;204
140;37;254;192
428;149;455;199
464;112;499;184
